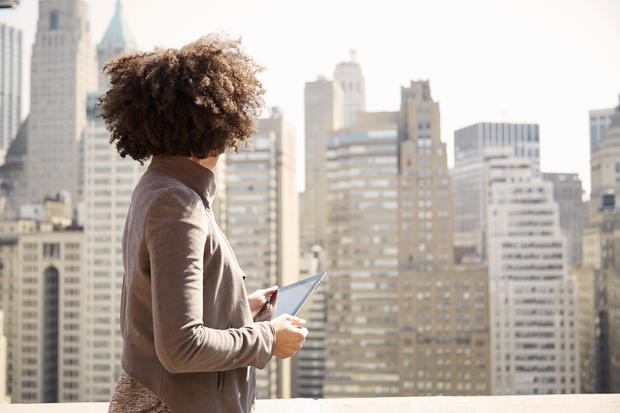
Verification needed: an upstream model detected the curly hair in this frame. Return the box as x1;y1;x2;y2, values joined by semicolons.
99;34;265;163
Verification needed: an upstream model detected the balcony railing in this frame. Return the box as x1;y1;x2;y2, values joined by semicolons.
2;394;620;412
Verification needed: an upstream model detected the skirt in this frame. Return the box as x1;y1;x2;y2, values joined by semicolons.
108;369;172;413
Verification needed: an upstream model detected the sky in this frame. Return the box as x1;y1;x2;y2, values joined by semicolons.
2;0;620;196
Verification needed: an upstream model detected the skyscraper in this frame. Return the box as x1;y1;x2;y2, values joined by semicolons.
80;1;143;401
0;23;22;159
25;0;97;204
333;50;366;127
324;80;483;397
224;108;299;399
14;225;84;402
302;77;343;249
324;110;401;397
589;107;615;154
576;100;620;393
542;173;588;267
453;122;540;264
96;0;135;91
590;96;620;213
486;152;579;395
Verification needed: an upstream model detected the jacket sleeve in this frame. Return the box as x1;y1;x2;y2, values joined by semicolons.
145;187;276;374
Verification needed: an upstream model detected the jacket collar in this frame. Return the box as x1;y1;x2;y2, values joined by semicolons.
148;155;217;208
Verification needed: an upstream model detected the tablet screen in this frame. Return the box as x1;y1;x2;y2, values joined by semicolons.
273;272;326;319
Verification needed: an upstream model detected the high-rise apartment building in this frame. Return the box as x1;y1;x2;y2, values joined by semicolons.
590;107;615;154
590;96;620;213
453;122;540;264
0;219;36;399
487;153;579;395
333;50;365;128
13;225;83;402
302;76;343;249
398;267;490;396
0;23;22;159
398;80;453;271
80;2;143;400
324;111;401;397
575;101;620;393
324;81;484;397
26;0;97;204
224;108;298;399
543;173;588;266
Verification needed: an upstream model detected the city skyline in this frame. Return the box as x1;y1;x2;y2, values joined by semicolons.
2;0;619;195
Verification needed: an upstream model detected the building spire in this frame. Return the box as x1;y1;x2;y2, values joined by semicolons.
97;0;135;51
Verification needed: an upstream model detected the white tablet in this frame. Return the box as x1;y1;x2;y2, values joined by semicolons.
272;272;326;319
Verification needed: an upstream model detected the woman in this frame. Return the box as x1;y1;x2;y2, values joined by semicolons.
101;35;308;413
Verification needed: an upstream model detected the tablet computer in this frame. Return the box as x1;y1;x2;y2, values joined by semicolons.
272;272;326;319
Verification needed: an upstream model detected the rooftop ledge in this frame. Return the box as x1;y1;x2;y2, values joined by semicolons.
3;394;620;413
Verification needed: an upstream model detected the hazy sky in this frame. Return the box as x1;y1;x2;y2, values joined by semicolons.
2;0;620;195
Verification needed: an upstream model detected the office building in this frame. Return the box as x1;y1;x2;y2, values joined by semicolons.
398;267;490;396
13;225;84;402
576;101;620;393
0;219;36;399
324;110;401;397
324;81;488;397
453;122;540;264
25;0;97;204
224;108;299;398
590;107;615;154
333;50;366;127
398;80;453;271
590;96;620;213
302;76;343;249
0;23;22;159
542;173;588;266
487;153;579;395
80;1;144;400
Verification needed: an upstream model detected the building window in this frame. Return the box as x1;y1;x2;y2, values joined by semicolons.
50;10;59;31
43;243;60;259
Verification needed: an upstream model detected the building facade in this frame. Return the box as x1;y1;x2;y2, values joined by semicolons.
398;267;490;395
590;97;620;214
324;81;488;397
542;173;588;267
0;23;22;159
576;101;620;393
224;108;299;398
25;0;97;204
324;111;401;397
14;226;84;402
487;154;579;395
589;107;615;154
333;50;366;128
302;76;343;249
453;122;540;264
0;219;36;399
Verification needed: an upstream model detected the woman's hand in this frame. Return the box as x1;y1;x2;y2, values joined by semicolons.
270;314;307;359
248;286;278;322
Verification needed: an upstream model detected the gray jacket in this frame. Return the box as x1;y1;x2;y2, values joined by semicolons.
120;155;276;412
